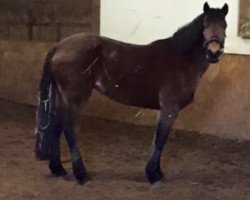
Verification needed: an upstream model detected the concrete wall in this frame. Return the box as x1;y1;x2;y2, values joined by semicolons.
0;1;249;140
0;41;52;104
0;0;100;105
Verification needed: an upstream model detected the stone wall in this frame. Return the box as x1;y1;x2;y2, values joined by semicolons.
0;0;100;108
0;0;100;42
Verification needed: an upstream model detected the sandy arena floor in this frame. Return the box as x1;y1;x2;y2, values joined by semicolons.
0;100;250;200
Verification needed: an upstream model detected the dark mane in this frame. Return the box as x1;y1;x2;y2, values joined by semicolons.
172;14;205;54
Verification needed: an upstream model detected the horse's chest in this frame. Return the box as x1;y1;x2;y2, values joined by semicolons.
178;79;198;108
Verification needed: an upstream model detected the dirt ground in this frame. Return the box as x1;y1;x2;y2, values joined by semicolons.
1;100;250;200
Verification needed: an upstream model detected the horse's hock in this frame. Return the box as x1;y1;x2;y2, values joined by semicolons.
0;1;249;140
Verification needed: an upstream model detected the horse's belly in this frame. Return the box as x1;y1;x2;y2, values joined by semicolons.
94;79;160;110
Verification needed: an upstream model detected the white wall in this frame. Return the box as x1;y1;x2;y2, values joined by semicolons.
101;0;250;55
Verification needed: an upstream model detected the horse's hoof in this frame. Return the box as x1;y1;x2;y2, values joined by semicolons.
73;160;89;184
76;174;91;185
74;170;89;185
146;170;164;184
49;164;67;177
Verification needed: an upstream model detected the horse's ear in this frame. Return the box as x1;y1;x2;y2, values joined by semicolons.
222;3;229;16
203;2;210;14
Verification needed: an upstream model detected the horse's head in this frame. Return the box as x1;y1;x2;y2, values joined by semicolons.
203;2;228;63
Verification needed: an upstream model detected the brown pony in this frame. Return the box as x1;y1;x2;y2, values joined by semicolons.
35;2;228;184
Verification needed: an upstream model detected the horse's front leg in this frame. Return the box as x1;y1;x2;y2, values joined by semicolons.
145;106;178;184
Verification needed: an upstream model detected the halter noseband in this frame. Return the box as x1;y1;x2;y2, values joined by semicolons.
204;36;224;50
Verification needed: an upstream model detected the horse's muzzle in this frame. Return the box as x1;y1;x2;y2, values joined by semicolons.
206;48;222;63
204;36;224;64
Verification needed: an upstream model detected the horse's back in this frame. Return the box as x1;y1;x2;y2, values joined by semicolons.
51;33;145;66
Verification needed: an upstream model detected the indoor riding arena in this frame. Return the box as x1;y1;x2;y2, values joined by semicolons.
1;1;250;200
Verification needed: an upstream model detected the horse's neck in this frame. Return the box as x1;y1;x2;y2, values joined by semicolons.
190;39;210;77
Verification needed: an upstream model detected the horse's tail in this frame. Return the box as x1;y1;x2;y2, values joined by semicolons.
35;48;57;160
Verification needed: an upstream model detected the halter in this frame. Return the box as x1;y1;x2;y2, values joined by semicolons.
203;36;224;51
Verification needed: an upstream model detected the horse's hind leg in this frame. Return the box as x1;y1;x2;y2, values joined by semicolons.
48;106;67;176
63;109;88;184
57;77;94;184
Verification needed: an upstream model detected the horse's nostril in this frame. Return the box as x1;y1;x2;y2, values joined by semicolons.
214;50;221;57
207;49;221;58
207;49;213;57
